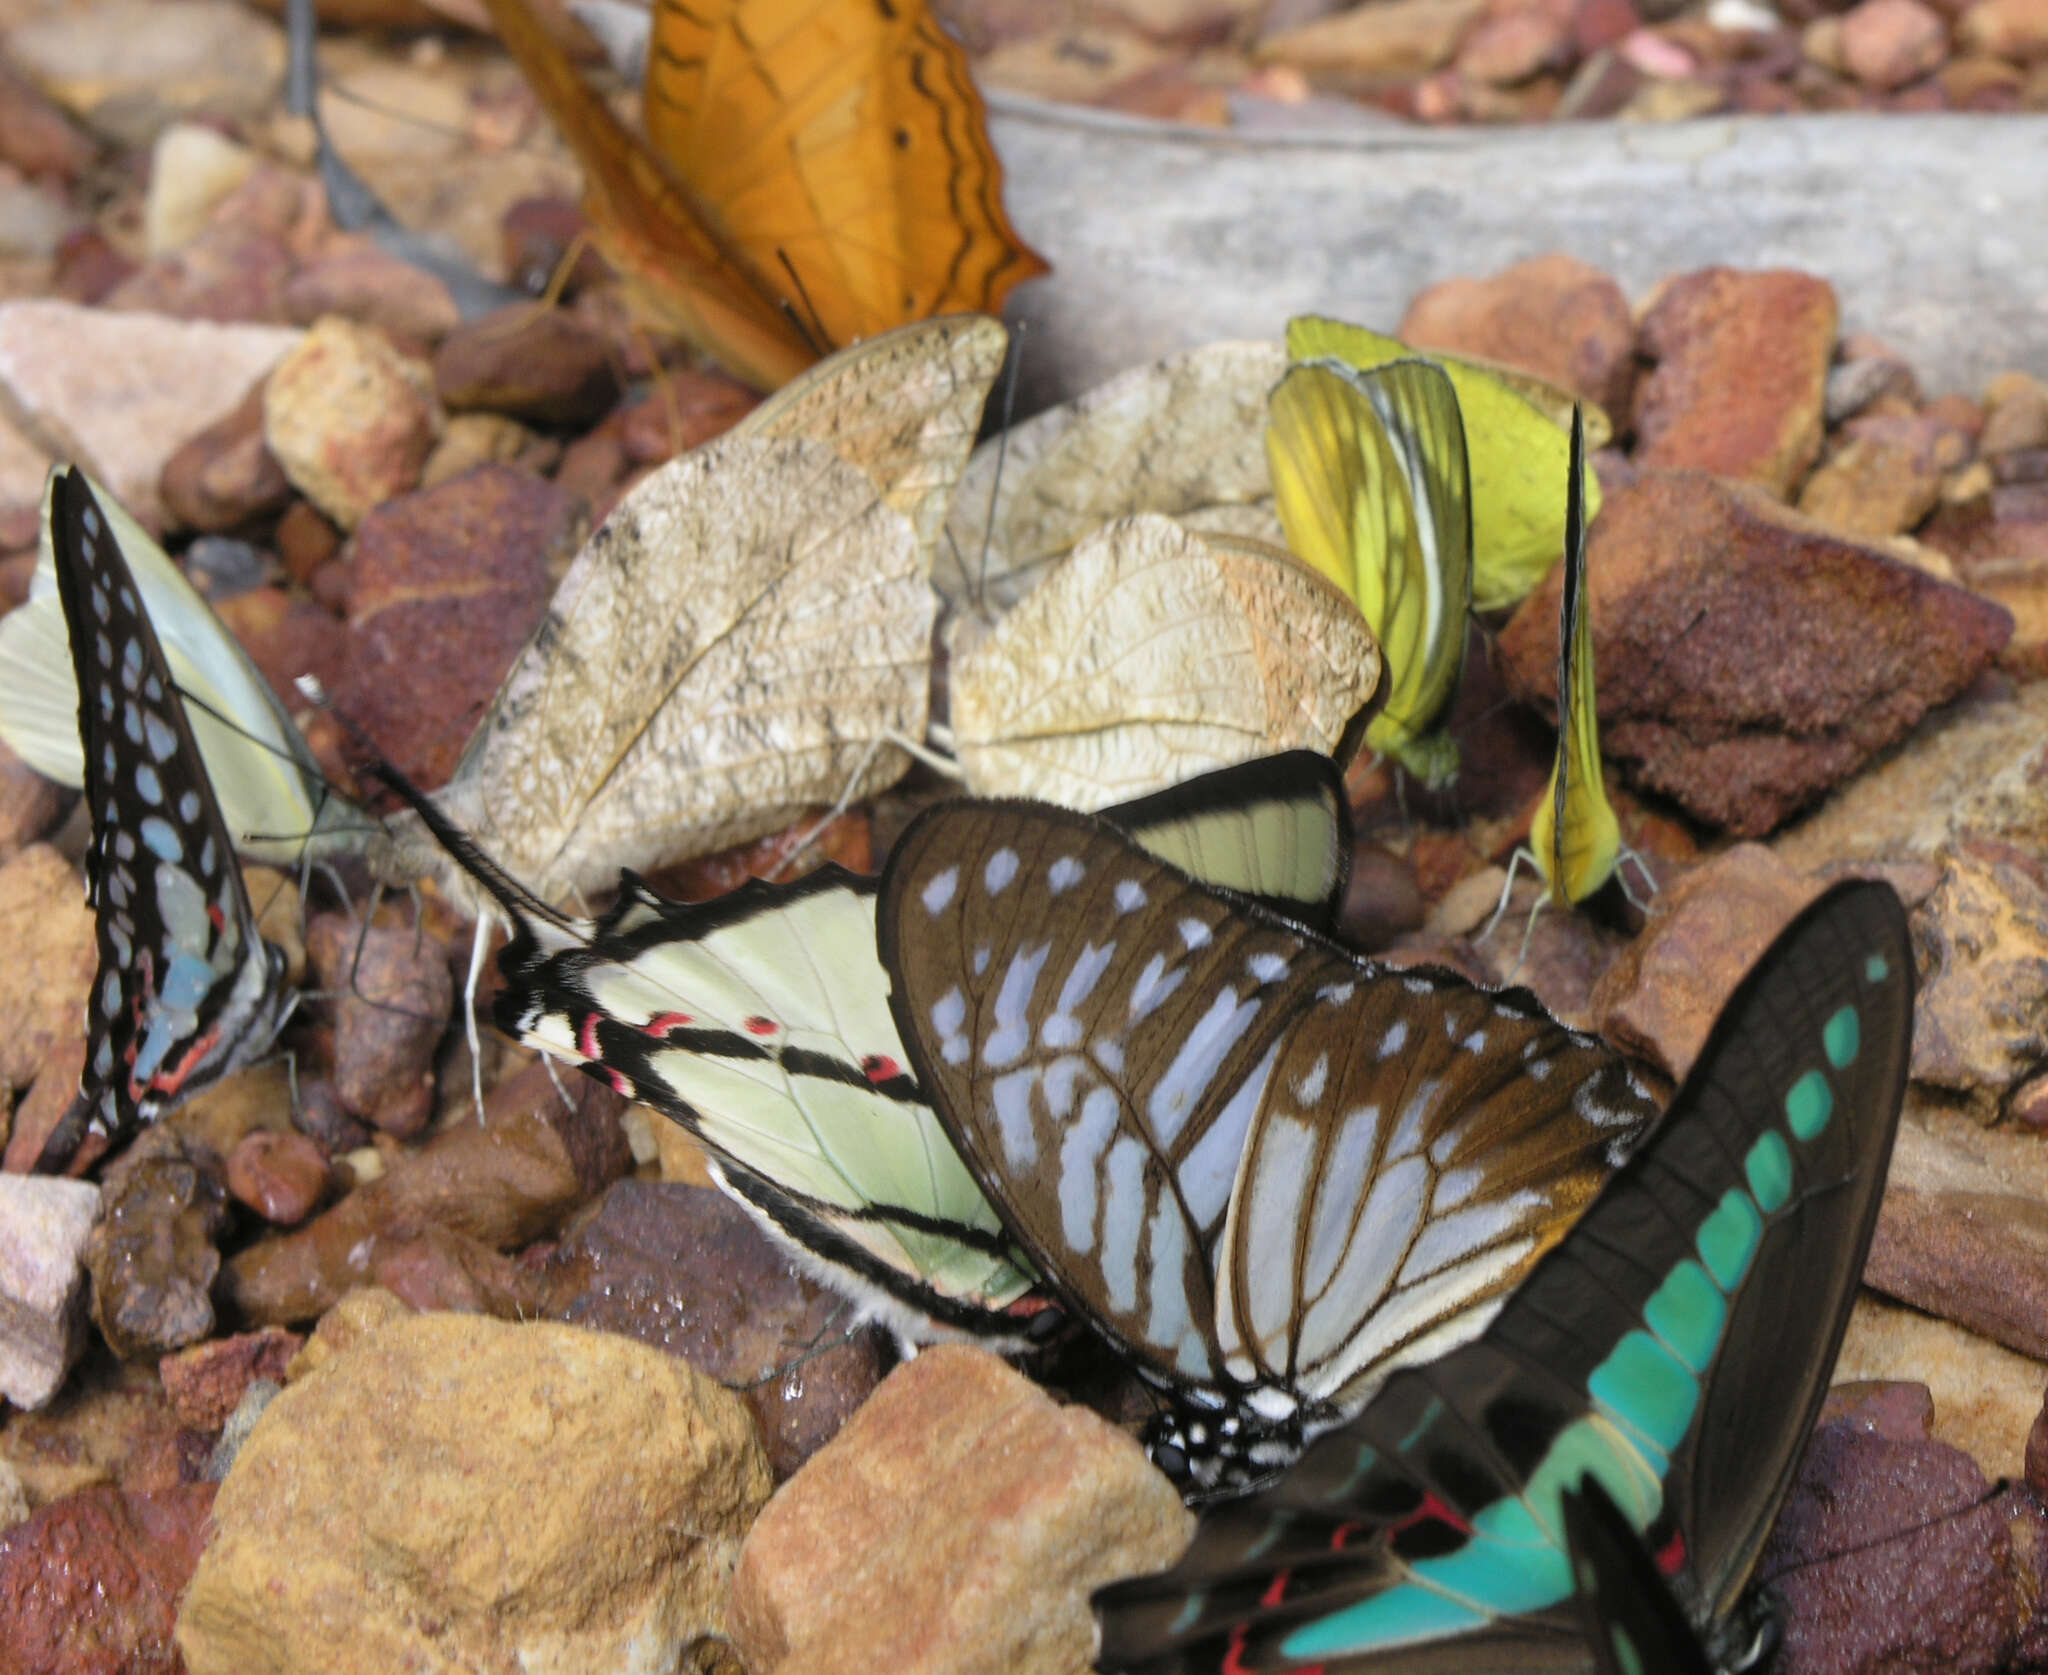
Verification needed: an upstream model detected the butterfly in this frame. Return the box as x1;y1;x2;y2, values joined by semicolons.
480;0;1047;392
1267;355;1474;791
875;792;1660;1494
1286;316;1606;614
1565;1473;1716;1675
1483;407;1648;960
369;315;1006;918
943;513;1382;810
33;468;300;1171
370;749;1356;1347
0;469;366;869
1092;877;1913;1671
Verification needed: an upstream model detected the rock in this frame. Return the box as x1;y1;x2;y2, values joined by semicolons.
1826;349;1921;423
0;1176;101;1409
499;193;608;298
175;1312;771;1675
288;1076;369;1156
0;736;69;866
158;1328;303;1431
0;1482;217;1673
158;376;292;533
433;302;624;428
1498;467;2012;834
223;1060;630;1325
1397;251;1636;419
224;1130;332;1226
419;411;560;491
1798;412;1961;537
262;315;443;530
1921;482;2048;674
1871;1105;2048;1356
0;844;95;1092
208;584;347;714
978;22;1174;102
0;301;299;529
1256;0;1490;77
1456;4;1574;83
1634;267;1839;496
282;1284;412;1381
3;1040;92;1178
282;238;463;345
541;1180;887;1478
2030;1393;2048;1498
1337;842;1427;949
1761;1414;2029;1675
142;121;259;258
85;1129;230;1360
5;0;285;148
0;176;75;259
0;62;97;184
334;464;578;787
50;226;138;307
1591;842;1822;1078
1909;843;2048;1112
1837;1295;2048;1477
729;1345;1192;1675
304;914;451;1136
1957;0;2048;60
1982;372;2048;455
272;498;341;583
618;371;762;465
1839;0;1951;87
0;1459;25;1530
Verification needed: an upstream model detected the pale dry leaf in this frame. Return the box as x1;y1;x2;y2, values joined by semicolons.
938;339;1287;622
947;513;1382;810
376;435;931;908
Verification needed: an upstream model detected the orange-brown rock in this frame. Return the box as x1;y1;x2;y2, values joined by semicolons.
1498;468;2012;833
159;1327;303;1430
1840;0;1950;88
1634;267;1838;496
433;301;622;428
729;1345;1192;1675
1256;0;1489;78
158;376;291;532
1399;251;1636;419
1957;0;2048;61
0;844;94;1093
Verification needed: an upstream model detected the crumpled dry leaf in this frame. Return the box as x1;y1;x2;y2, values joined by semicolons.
946;512;1381;810
938;339;1286;626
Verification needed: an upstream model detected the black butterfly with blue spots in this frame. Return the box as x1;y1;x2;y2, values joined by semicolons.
34;467;295;1169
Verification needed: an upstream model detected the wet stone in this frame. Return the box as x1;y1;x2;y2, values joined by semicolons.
304;914;452;1137
224;1129;333;1226
84;1129;231;1361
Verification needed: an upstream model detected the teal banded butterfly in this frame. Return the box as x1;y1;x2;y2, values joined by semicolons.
875;797;1659;1495
34;468;300;1170
367;750;1356;1350
1565;1474;1713;1675
0;467;367;868
1092;879;1912;1670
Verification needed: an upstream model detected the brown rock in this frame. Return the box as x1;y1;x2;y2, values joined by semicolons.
174;1313;770;1675
1798;417;1952;537
0;62;97;183
1591;842;1822;1077
1982;373;2048;456
159;377;292;533
419;411;560;490
1921;484;2048;674
355;1222;544;1317
0;844;95;1092
552;418;630;507
103;221;296;325
1839;0;1950;86
1398;252;1636;419
282;239;462;345
541;1180;887;1478
1826;349;1921;423
1456;4;1573;83
222;1060;629;1325
0;736;69;866
1634;267;1839;496
499;193;609;298
304;914;451;1136
1498;468;2012;833
261;315;442;530
729;1345;1192;1675
3;1039;97;1178
1941;48;2027;99
433;302;623;428
1338;842;1427;950
0;1175;101;1409
1909;843;2048;1110
288;1076;369;1155
618;371;761;465
1838;1295;2048;1477
0;1481;216;1674
1957;0;2048;60
209;584;347;713
272;497;340;583
158;1327;302;1430
1257;0;1489;77
50;227;135;306
85;1129;230;1360
2029;1390;2048;1497
225;1130;332;1225
334;465;576;788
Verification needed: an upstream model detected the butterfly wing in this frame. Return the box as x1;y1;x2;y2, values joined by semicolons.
1094;881;1912;1674
1564;1475;1715;1675
643;0;1046;352
0;470;358;867
1528;407;1621;909
41;469;294;1165
1286;316;1603;614
1267;358;1470;788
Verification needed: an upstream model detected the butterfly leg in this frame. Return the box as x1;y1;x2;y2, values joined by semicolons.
1617;845;1659;913
766;729;963;881
1477;845;1537;945
462;912;495;1123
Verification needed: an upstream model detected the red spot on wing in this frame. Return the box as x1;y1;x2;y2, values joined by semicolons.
1261;1571;1292;1609
608;1070;631;1097
144;1023;223;1097
1328;1521;1365;1552
207;902;224;933
642;1011;693;1038
862;1053;901;1082
578;1013;603;1061
1393;1492;1470;1539
1224;1623;1320;1675
744;1015;778;1036
1655;1528;1687;1577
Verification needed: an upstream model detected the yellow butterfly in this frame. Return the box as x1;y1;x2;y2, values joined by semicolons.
1484;406;1651;960
1266;354;1472;791
1285;316;1606;612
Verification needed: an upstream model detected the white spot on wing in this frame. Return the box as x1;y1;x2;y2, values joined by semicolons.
984;848;1019;895
1048;856;1084;895
921;867;958;916
1115;878;1146;914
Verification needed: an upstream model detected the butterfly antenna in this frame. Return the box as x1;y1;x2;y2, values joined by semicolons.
773;251;833;359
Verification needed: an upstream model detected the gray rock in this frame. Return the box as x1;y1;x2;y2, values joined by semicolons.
0;1174;102;1408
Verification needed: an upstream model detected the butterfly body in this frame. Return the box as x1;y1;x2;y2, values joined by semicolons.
1093;879;1912;1670
41;469;297;1165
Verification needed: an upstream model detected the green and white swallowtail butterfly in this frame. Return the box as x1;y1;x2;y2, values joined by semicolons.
0;468;367;868
874;797;1660;1495
370;749;1356;1349
1092;879;1912;1669
33;468;301;1170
